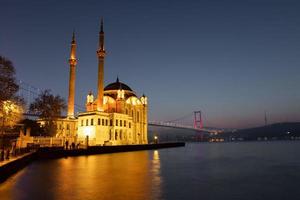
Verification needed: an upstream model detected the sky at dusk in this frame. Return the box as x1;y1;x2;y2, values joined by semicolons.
1;0;300;128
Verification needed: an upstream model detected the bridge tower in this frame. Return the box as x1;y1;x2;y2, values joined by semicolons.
193;111;203;130
194;111;205;141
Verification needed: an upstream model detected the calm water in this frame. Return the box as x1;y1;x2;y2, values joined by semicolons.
1;141;300;200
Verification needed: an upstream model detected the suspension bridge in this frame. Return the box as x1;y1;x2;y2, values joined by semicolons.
148;112;221;134
17;80;221;134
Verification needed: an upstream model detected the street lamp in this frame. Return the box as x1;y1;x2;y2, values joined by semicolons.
154;135;158;144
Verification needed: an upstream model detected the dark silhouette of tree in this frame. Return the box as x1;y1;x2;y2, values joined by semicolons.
29;90;66;118
0;56;19;102
29;90;66;136
0;56;24;134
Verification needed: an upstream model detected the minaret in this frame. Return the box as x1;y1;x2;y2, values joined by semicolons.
96;18;106;111
67;31;77;118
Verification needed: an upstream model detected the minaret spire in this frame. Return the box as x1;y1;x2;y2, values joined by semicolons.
96;18;106;111
100;18;104;33
70;30;76;59
72;29;75;43
67;31;77;118
98;18;105;50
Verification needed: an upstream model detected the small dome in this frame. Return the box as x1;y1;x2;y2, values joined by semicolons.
104;77;133;91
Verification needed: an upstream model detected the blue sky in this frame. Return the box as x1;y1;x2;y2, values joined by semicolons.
1;0;300;128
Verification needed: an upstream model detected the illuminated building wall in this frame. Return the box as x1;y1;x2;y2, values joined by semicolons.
77;81;148;145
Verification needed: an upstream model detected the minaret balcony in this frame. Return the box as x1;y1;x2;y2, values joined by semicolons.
97;50;106;58
69;58;77;65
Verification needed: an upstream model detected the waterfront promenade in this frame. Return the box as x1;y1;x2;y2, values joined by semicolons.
37;142;185;159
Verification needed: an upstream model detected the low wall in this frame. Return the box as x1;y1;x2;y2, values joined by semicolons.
0;152;37;183
37;142;185;159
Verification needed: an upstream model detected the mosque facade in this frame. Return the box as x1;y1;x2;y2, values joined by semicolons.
53;20;148;146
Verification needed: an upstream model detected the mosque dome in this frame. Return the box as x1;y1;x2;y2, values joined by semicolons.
104;77;133;91
104;77;136;99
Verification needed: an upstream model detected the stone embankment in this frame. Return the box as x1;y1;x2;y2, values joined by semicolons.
37;142;185;159
0;152;37;183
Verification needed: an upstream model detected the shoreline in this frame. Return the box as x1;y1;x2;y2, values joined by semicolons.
37;142;185;159
0;142;185;183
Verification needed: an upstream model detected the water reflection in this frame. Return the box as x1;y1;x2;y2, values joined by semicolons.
150;150;162;200
2;142;300;200
0;151;163;200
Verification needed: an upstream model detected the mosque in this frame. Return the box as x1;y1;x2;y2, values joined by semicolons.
52;20;148;146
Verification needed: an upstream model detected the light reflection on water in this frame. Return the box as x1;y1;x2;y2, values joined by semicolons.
0;151;162;200
1;142;300;200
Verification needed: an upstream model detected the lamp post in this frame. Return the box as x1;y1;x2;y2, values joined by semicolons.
154;135;158;144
